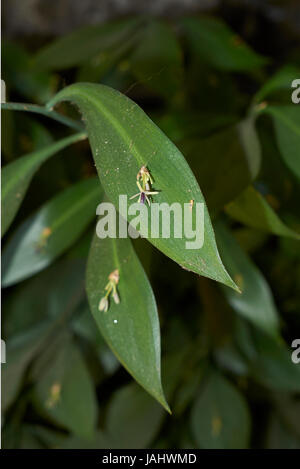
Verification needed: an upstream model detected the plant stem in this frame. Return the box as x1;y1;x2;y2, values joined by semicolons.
1;102;84;131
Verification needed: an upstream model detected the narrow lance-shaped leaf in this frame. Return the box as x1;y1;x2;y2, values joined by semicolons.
1;131;87;236
47;83;237;290
214;220;280;338
225;185;300;239
263;105;300;180
2;177;102;287
86;232;170;412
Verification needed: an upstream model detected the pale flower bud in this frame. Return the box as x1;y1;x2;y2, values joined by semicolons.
112;291;120;304
99;296;109;312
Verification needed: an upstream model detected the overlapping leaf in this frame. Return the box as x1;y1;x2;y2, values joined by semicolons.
47;83;237;290
182;17;267;71
263;105;300;180
86;231;169;411
181;118;261;212
190;371;251;449
2;131;86;236
225;185;300;239
2;177;101;287
215;220;280;337
34;18;143;70
33;336;97;438
130;20;183;99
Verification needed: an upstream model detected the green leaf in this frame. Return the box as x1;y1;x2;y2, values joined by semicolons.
2;321;53;412
2;177;101;287
2;41;56;104
264;105;300;180
33;337;97;438
182;17;267;72
254;65;300;102
215;220;280;337
225;185;300;239
106;383;165;448
250;331;300;392
181;118;261;212
47;83;237;290
156;111;238;143
34;18;142;70
86;232;169;412
190;371;251;449
2;102;84;131
3;257;86;339
130;20;183;99
1;131;86;236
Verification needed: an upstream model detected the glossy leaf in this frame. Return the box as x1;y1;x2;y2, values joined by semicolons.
33;337;97;438
264;105;300;180
2;177;101;287
225;185;300;239
215;220;280;337
190;371;251;449
86;232;169;411
106;383;165;448
130;20;183;99
1;131;86;236
34;18;142;70
47;83;237;290
182;17;267;72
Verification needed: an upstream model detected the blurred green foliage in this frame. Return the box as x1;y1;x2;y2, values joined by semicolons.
2;6;300;449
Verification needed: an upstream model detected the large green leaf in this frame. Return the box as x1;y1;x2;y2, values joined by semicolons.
182;17;267;72
106;383;165;448
1;131;86;236
190;371;251;449
47;83;237;290
215;220;280;337
264;105;300;180
225;185;300;239
130;20;183;99
2;177;101;287
86;232;169;411
33;336;97;438
34;18;142;70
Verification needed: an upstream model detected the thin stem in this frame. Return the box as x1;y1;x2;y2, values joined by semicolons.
1;102;84;131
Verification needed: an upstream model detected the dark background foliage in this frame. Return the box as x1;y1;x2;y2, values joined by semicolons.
2;0;300;449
